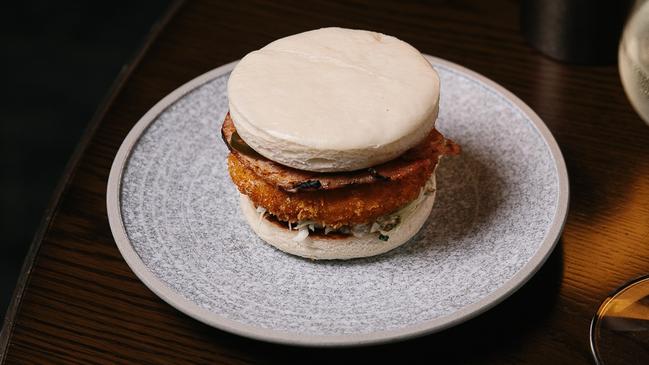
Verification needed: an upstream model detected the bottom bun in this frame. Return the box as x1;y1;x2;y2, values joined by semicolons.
239;175;437;260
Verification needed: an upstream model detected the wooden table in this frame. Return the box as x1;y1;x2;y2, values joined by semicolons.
2;1;649;363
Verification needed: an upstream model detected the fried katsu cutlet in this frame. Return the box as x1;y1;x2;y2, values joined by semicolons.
222;114;459;229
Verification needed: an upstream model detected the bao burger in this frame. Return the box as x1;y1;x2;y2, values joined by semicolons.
221;27;460;260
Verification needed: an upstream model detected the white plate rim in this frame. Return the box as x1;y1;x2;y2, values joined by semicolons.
106;55;569;347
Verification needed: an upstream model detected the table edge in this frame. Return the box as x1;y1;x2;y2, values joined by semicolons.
0;1;186;361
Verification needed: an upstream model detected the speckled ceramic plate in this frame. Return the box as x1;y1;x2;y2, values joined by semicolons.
107;56;569;347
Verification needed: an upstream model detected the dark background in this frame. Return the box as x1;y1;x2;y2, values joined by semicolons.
0;1;171;320
0;0;634;324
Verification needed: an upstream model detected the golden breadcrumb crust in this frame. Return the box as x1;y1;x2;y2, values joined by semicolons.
227;152;432;228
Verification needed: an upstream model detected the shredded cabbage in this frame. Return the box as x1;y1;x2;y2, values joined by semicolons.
256;206;267;228
293;227;309;242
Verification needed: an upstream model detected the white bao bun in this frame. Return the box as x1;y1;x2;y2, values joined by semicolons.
239;174;437;260
228;27;440;172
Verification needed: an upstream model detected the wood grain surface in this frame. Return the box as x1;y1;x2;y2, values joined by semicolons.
3;0;649;363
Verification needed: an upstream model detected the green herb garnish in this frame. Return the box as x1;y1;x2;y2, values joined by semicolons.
294;180;322;190
367;167;389;181
378;234;389;241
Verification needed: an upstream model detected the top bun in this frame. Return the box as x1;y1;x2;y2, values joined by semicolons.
227;27;440;172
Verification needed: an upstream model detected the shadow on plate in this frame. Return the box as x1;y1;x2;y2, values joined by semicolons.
296;149;507;267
